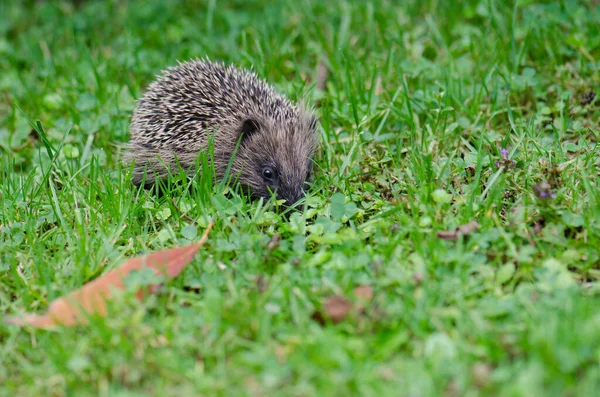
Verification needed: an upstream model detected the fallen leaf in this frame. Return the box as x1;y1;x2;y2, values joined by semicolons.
6;222;214;329
324;296;352;323
413;272;425;285
266;234;280;251
315;59;329;91
353;285;373;302
437;230;459;240
457;221;480;235
437;221;480;241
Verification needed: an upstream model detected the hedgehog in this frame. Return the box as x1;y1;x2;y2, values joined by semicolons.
123;58;319;206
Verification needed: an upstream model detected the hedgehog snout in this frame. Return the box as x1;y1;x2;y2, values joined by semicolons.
278;186;305;208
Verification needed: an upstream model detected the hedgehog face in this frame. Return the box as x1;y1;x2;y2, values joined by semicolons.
233;115;318;207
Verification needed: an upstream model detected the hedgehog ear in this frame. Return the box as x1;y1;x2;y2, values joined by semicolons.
240;119;260;143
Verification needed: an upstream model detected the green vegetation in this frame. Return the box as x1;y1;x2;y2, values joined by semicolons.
1;0;599;395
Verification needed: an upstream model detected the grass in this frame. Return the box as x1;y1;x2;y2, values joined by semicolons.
1;0;599;395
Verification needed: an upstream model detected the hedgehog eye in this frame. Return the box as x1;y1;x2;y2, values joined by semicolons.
241;119;260;140
262;166;275;181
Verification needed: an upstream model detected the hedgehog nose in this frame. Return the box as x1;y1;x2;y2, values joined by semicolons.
281;189;304;208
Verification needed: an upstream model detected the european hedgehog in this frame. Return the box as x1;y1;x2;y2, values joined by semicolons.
124;58;319;206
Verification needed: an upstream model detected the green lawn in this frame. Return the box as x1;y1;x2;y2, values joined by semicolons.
1;0;600;395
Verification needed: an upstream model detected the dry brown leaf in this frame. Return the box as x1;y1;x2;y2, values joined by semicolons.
437;230;459;240
437;221;480;241
457;221;480;235
266;234;280;251
353;285;373;302
315;60;329;91
6;222;214;329
413;272;425;285
324;296;352;323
